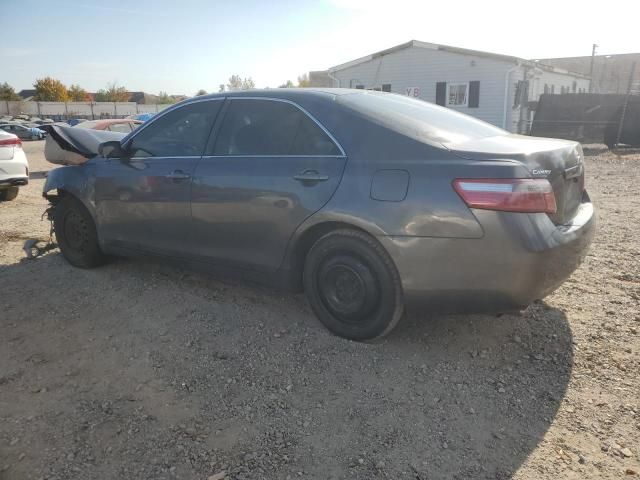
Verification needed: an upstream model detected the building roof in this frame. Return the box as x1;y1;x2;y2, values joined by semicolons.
535;53;640;93
18;89;36;100
328;40;590;79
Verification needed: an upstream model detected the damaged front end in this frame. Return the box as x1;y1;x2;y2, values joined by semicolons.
23;204;57;260
42;123;126;215
29;124;125;260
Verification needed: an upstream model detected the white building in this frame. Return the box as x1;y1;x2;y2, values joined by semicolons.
320;40;590;133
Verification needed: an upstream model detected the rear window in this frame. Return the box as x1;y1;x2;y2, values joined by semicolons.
338;91;506;146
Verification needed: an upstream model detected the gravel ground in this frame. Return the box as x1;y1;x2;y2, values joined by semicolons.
1;141;638;480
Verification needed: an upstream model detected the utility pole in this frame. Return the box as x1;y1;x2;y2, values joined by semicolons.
615;61;637;146
588;43;598;93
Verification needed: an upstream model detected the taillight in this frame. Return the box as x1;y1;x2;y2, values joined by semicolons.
0;137;22;148
453;178;557;214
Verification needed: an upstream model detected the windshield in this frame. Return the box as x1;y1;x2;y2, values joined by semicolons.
338;91;506;146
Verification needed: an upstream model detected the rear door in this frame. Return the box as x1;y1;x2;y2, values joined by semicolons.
191;97;347;271
94;99;223;255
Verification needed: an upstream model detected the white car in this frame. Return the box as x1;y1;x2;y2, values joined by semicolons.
0;130;29;201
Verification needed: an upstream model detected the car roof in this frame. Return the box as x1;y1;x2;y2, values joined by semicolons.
76;119;143;128
96;119;142;124
192;88;361;103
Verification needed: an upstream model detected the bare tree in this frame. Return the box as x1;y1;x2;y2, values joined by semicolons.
297;73;310;88
95;82;129;102
226;75;256;91
0;82;21;101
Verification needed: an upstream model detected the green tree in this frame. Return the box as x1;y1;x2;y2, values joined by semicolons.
195;89;208;96
0;82;21;101
34;77;69;101
278;80;295;88
157;91;176;104
226;75;255;91
67;84;90;101
297;73;310;88
94;82;129;102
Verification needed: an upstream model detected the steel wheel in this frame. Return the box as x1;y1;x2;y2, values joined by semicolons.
303;229;404;341
317;254;380;323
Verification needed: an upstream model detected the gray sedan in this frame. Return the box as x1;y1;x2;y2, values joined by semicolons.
43;89;595;340
0;123;45;140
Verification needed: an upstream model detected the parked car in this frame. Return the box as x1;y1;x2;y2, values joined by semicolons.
127;113;155;122
67;118;88;127
0;123;45;140
0;131;29;201
43;89;595;340
74;119;143;133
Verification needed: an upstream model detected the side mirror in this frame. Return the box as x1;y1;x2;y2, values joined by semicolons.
98;140;127;159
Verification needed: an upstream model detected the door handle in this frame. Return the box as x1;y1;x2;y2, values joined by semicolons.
165;170;191;180
293;170;329;183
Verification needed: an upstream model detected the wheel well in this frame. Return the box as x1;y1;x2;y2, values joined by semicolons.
288;221;375;292
44;188;68;204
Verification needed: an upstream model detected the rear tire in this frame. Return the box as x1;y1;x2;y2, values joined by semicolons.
303;229;404;341
53;195;106;268
0;187;19;201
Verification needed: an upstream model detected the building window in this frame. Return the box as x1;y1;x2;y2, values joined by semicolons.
382;84;391;92
446;83;468;107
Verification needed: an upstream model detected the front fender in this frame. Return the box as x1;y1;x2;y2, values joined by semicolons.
43;165;96;217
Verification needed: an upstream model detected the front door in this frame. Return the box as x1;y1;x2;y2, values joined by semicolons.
94;99;223;255
190;98;347;271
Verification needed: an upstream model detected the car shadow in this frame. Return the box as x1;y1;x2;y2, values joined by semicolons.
29;170;48;180
0;252;573;479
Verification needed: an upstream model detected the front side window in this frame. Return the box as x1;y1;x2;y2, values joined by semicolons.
447;83;468;107
212;99;341;156
128;100;221;157
109;123;132;133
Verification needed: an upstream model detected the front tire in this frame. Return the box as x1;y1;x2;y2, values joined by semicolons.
0;187;19;201
53;195;106;268
303;229;404;341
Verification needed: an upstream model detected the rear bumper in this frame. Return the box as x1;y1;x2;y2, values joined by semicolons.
379;196;595;313
0;177;28;187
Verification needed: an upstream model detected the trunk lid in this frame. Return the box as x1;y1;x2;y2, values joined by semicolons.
446;134;585;225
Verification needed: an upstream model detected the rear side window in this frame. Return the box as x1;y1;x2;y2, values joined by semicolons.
128;100;221;157
339;91;506;146
212;99;341;156
109;123;132;133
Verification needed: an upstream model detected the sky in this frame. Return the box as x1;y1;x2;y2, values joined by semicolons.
2;0;639;95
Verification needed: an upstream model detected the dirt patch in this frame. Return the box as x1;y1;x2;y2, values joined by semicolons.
1;143;638;479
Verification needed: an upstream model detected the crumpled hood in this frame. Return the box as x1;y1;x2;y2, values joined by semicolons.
42;124;126;165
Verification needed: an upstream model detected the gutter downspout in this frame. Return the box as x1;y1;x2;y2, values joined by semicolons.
502;63;520;129
327;70;340;88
